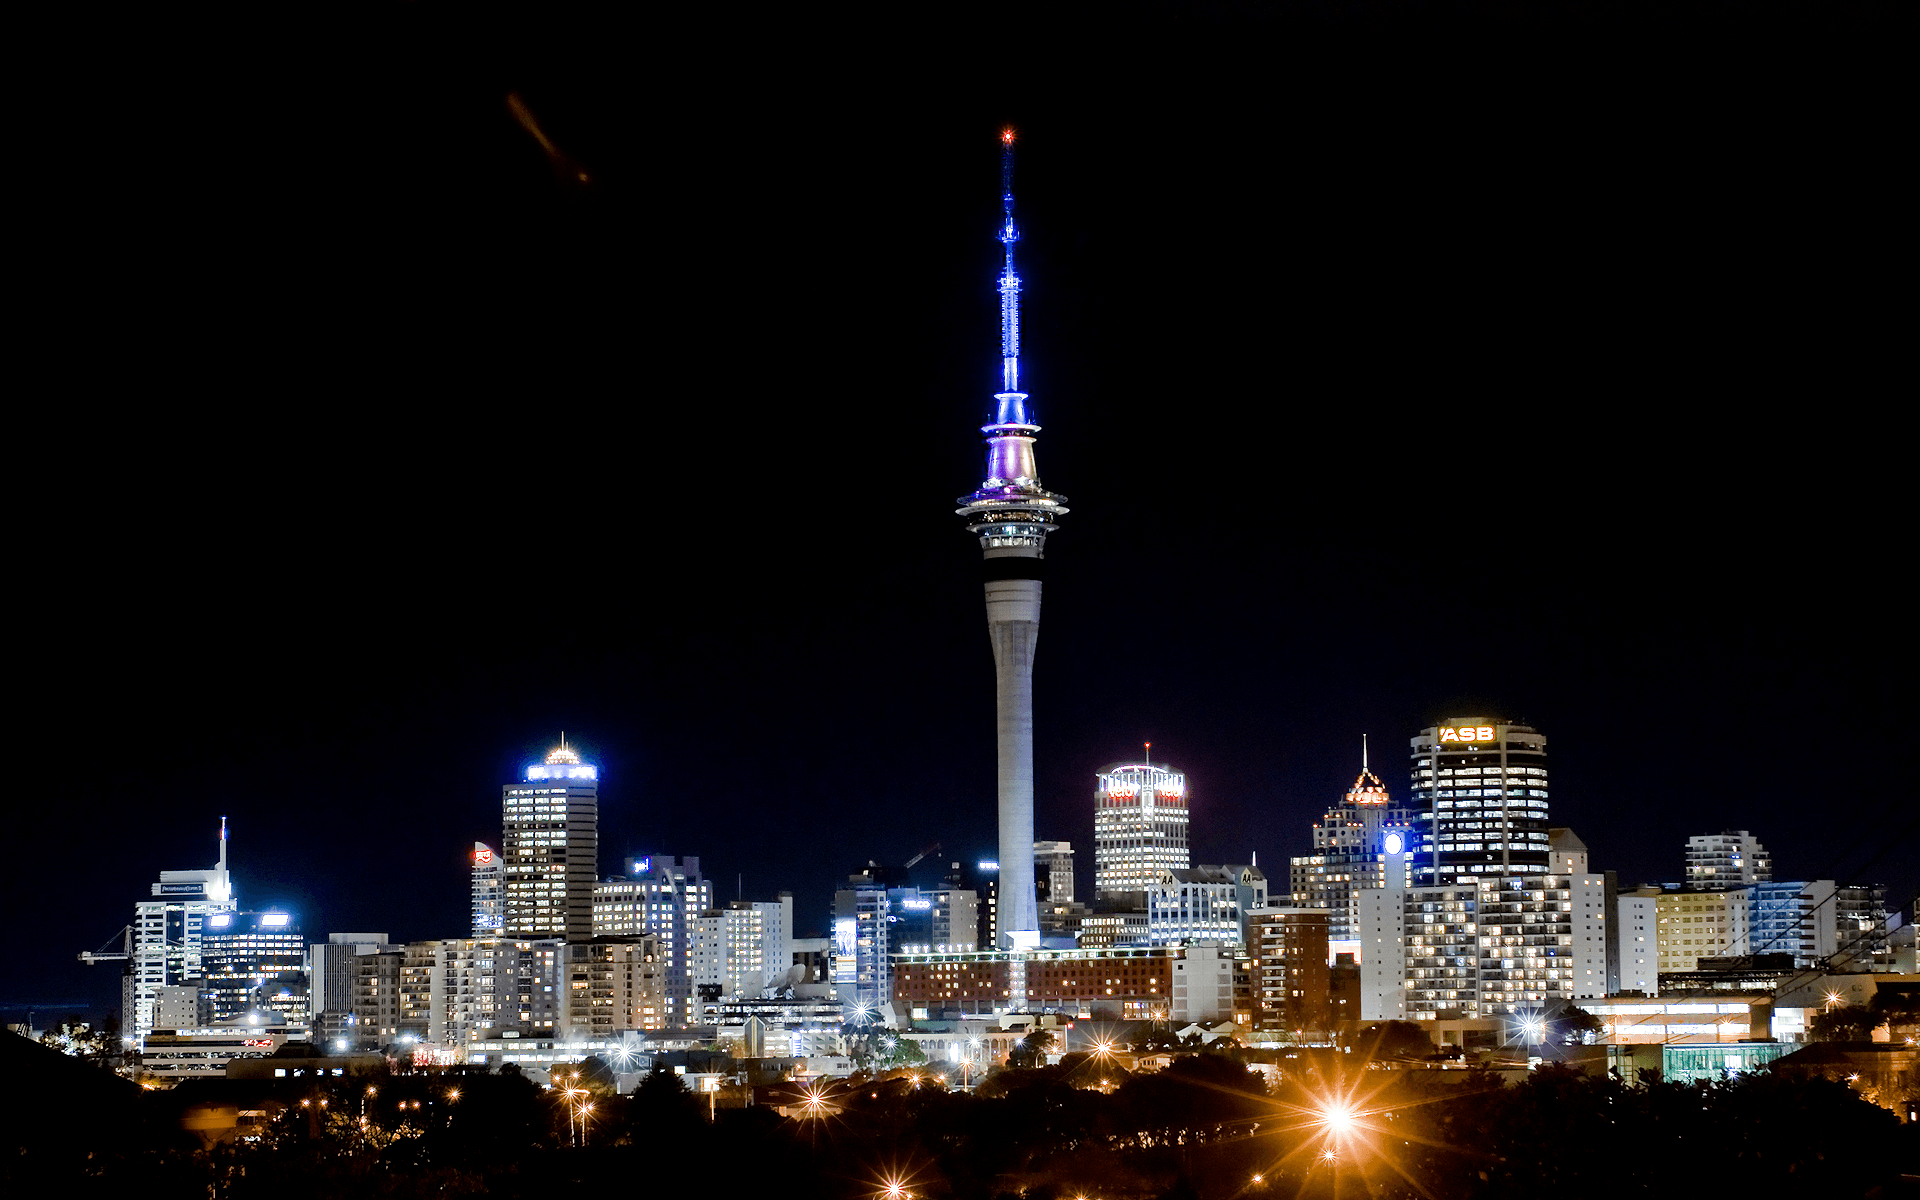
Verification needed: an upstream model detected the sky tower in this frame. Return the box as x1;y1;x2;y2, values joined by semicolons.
956;130;1068;953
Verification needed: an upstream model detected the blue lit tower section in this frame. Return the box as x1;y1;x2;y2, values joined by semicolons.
503;740;599;943
956;130;1068;954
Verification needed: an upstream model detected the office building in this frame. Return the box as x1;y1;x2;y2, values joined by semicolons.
126;820;237;1044
955;132;1069;959
1685;830;1771;890
1408;719;1550;885
1094;762;1191;899
1034;841;1076;904
310;932;388;1049
200;910;306;1027
1247;907;1331;1036
502;740;599;942
471;842;503;935
1147;865;1266;946
592;855;712;1025
1289;743;1418;947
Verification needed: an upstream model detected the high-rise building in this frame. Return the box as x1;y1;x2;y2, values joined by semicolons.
1748;880;1837;966
955;131;1067;958
502;740;599;942
690;896;794;1002
1407;719;1550;885
1094;762;1190;899
1290;742;1418;948
471;842;503;936
1360;836;1607;1022
591;855;712;1026
310;932;388;1049
1247;907;1331;1036
1834;883;1891;969
201;910;306;1027
433;937;565;1046
1685;830;1772;890
127;820;237;1044
1034;841;1075;904
1653;888;1753;975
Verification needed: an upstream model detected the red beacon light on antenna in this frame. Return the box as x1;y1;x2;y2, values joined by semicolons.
1001;129;1015;145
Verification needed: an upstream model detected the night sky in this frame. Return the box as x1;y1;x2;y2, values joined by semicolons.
12;3;1910;1023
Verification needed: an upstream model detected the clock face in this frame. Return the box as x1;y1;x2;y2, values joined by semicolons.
1383;831;1405;855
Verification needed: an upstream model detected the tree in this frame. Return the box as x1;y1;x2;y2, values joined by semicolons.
1348;1020;1434;1060
1810;1003;1880;1042
1008;1029;1056;1069
1546;1002;1603;1045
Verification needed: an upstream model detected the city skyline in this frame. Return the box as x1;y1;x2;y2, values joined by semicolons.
13;28;1908;1022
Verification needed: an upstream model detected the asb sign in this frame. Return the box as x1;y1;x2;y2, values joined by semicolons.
1439;725;1497;744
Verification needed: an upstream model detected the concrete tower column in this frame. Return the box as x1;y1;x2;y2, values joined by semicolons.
986;570;1042;947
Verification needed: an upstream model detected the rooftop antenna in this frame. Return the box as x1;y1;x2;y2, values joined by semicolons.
1362;734;1369;772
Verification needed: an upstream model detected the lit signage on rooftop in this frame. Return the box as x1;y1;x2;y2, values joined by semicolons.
527;764;598;781
209;913;233;928
1438;725;1497;744
260;913;291;928
474;848;493;864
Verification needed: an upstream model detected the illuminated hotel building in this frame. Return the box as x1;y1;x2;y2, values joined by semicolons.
502;740;599;942
955;131;1068;957
471;842;503;935
1289;742;1418;945
1408;719;1550;885
1094;762;1190;899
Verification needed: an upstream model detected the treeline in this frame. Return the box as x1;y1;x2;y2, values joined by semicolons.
18;1055;1915;1199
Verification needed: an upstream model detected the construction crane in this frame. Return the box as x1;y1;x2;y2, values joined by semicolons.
902;842;942;871
78;926;134;966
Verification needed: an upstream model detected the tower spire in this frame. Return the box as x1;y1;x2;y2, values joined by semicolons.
998;128;1022;399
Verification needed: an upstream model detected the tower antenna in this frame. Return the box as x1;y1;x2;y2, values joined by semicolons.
1362;734;1369;772
997;128;1022;396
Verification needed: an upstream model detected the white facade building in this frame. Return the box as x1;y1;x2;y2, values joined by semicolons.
127;822;236;1045
1685;830;1771;891
1146;866;1266;945
1094;763;1190;899
1359;837;1605;1023
1618;893;1659;994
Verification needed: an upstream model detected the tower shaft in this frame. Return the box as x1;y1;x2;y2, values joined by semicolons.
988;580;1041;944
